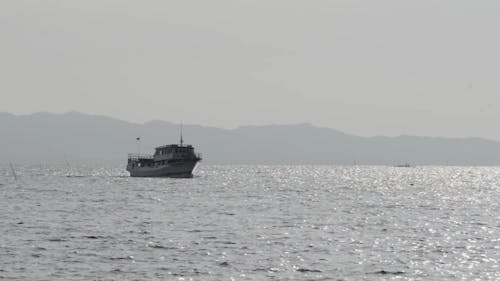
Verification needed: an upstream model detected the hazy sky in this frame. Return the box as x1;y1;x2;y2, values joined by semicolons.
1;1;500;139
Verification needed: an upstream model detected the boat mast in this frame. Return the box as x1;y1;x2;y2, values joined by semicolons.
180;122;184;147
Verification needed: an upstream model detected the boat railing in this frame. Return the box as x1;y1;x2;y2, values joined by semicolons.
128;153;154;160
196;153;203;159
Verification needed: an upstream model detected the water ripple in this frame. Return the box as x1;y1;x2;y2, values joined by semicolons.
2;165;500;280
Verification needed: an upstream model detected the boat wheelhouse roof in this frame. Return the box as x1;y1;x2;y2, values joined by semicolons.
155;144;193;150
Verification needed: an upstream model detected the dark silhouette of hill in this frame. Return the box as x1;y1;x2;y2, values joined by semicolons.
1;111;499;165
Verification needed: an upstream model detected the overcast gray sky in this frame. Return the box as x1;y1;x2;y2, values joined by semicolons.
1;1;499;139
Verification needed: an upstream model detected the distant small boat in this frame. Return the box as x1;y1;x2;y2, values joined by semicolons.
395;163;412;168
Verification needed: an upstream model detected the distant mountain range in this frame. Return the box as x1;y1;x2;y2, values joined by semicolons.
1;111;500;166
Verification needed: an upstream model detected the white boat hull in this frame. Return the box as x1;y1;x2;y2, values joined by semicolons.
127;161;198;178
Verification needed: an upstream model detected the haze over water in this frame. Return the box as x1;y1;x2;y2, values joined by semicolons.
2;165;500;280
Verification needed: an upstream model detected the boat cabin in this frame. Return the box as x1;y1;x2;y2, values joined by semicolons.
154;144;194;157
128;144;201;169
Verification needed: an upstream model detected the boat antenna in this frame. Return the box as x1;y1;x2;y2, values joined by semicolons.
136;137;141;155
180;122;184;146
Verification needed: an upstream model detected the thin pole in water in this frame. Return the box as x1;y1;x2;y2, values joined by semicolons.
9;162;18;181
64;153;71;169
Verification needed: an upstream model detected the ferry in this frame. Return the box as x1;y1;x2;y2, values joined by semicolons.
126;135;202;177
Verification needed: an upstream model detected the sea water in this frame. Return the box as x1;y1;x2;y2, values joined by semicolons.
1;165;500;280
